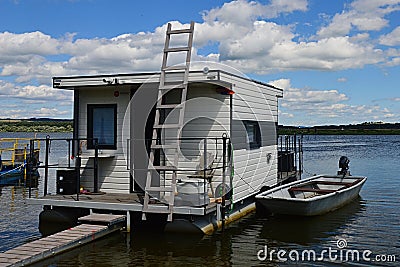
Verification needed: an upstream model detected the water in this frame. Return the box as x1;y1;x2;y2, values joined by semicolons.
1;134;399;266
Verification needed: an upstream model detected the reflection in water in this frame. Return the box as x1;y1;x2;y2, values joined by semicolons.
258;197;366;245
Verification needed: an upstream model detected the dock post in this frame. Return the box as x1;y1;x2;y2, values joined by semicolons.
126;211;131;232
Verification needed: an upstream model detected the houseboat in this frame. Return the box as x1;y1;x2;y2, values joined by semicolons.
28;22;301;234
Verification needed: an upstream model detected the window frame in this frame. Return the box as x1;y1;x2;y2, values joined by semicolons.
87;104;117;150
243;120;261;149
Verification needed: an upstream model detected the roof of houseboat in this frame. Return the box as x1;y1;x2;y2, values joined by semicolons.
52;69;283;96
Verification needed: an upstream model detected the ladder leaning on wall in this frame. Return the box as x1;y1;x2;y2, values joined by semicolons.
142;21;195;221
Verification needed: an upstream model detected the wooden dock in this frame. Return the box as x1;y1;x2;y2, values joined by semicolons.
0;214;126;267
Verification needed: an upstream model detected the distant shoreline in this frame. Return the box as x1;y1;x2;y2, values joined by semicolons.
0;119;72;133
278;123;400;135
0;119;399;135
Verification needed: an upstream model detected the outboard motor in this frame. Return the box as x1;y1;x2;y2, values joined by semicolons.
338;156;350;176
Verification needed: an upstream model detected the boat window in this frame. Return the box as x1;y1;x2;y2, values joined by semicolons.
244;120;261;149
87;104;117;149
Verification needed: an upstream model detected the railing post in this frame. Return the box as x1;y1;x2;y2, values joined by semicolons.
203;138;207;203
94;139;99;193
28;139;34;198
67;139;71;168
75;155;81;201
222;134;227;232
299;135;303;179
44;136;50;196
294;134;297;172
228;138;233;202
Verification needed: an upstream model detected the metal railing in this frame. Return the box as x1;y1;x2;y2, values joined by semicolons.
0;137;40;166
278;134;303;181
130;135;232;215
27;137;99;200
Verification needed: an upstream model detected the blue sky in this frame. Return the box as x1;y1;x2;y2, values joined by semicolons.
0;0;399;126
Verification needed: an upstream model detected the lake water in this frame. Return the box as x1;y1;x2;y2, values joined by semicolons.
0;134;399;266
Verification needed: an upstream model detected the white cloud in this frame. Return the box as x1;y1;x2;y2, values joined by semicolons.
271;79;348;106
0;32;60;64
271;78;397;125
380;26;400;46
0;80;72;102
202;0;307;25
337;77;347;82
0;107;69;119
316;0;400;39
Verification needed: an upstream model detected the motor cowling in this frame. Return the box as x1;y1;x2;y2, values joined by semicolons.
338;156;350;176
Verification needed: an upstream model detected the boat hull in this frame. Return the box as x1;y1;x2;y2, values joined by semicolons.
0;166;40;186
255;175;367;216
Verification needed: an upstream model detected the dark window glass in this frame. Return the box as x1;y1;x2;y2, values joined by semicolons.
244;120;261;149
87;104;117;149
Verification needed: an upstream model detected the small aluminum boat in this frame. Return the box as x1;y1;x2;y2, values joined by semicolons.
255;174;367;216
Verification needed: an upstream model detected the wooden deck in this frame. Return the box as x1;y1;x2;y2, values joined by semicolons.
28;192;210;216
0;214;126;267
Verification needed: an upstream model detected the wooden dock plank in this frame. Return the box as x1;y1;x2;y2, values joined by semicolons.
6;246;48;253
17;242;57;250
78;213;126;225
0;255;20;267
0;221;123;267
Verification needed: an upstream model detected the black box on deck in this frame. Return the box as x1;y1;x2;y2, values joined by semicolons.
56;170;78;195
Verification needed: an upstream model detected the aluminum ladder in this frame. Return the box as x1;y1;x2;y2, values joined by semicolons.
142;21;195;221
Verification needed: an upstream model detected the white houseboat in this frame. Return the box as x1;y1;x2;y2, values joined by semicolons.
29;23;299;234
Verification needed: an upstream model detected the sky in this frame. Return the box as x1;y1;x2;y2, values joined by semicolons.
0;0;399;126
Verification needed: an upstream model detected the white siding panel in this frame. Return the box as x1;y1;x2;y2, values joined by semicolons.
232;145;278;203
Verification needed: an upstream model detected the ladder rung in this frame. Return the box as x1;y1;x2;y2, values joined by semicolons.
151;165;178;171
154;124;181;129
157;104;181;109
163;65;187;71
165;47;190;53
151;144;178;149
168;29;193;35
145;186;174;192
159;84;186;90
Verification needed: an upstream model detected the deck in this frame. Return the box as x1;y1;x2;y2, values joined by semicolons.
28;192;212;216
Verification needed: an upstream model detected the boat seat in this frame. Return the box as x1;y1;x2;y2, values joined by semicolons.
288;187;337;194
313;181;355;187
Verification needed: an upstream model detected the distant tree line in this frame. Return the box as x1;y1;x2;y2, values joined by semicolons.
278;122;400;135
0;119;73;132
